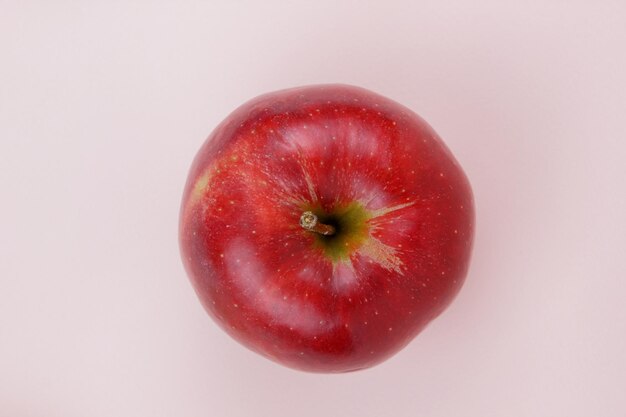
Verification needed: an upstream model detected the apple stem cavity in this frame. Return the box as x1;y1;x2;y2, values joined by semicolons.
299;211;336;236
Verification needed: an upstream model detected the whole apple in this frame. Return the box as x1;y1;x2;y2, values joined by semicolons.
180;84;474;372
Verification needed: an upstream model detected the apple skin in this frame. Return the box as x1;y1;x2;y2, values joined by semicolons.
179;84;474;373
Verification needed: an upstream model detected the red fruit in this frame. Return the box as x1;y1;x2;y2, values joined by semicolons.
179;84;474;372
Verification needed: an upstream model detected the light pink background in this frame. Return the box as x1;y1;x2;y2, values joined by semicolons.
1;1;625;416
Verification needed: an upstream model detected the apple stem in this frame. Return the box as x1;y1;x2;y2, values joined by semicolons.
299;211;336;236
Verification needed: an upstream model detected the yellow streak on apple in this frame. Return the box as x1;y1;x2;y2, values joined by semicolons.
191;170;213;205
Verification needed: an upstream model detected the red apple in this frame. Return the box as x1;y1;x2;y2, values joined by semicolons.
179;84;474;372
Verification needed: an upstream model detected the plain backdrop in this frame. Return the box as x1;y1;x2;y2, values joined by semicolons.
1;1;625;416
